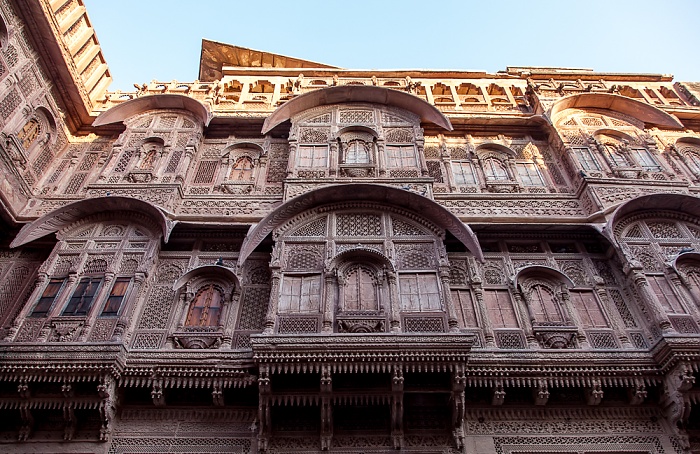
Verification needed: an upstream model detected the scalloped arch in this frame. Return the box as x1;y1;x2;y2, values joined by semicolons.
173;265;239;291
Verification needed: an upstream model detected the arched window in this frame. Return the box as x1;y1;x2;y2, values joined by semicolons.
603;144;629;167
629;147;661;171
528;284;564;325
185;284;223;327
18;119;41;150
229;156;254;180
483;158;509;181
341;265;377;312
345;140;370;164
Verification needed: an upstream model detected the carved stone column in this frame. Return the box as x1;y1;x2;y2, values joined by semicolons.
177;146;195;184
629;270;673;334
321;271;335;333
509;283;538;348
558;287;589;348
416;137;428;176
320;364;333;450
386;270;401;332
472;283;496;347
263;269;281;334
377;140;386;176
286;140;298;177
451;365;466;450
329;141;339;177
113;271;146;342
391;365;404;449
439;265;459;332
257;365;272;452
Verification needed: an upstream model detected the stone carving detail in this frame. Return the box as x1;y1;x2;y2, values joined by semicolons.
15;318;44;342
237;287;269;330
337;318;386;333
396;243;436;270
89;319;117;341
384;128;413;143
137;286;176;329
284;244;324;270
336;214;381;236
277;316;319;334
392;218;427;236
339;110;373;124
403;316;445;333
588;331;618;349
289;217;327;237
131;332;164;349
495;330;526;349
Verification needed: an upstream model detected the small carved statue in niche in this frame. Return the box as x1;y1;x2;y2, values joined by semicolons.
139;142;161;170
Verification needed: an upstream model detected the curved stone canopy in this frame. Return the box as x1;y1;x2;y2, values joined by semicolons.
261;85;454;134
10;196;175;248
237;183;483;266
92;94;212;127
549;93;684;129
173;265;238;290
513;265;576;288
604;193;700;240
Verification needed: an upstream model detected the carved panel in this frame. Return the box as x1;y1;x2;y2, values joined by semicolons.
495;330;526;349
403;316;445;333
395;243;436;270
277;316;319;334
336;214;381;236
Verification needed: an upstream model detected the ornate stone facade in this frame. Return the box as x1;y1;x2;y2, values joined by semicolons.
2;1;700;453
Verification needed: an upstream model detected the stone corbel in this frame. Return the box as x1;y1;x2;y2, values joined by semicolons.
585;380;603;405
98;375;117;442
320;365;332;450
391;365;404;450
151;379;165;407
628;378;647;405
452;366;467;451
212;381;224;406
534;380;549;406
492;380;506;406
661;362;695;450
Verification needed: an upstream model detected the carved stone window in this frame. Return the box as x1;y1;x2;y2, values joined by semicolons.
31;278;66;317
229;156;254;180
279;275;321;312
386;145;417;168
647;275;686;314
341;265;378;312
482;158;509;181
185;284;223;327
345;140;370;164
18;118;41;150
483;289;517;328
572;147;601;171
603;144;630;167
629;147;661;171
138;141;161;170
62;277;103;316
101;277;132;317
452;161;477;185
451;288;477;328
298;145;328;167
515;162;545;186
399;273;441;311
570;290;607;328
527;283;565;325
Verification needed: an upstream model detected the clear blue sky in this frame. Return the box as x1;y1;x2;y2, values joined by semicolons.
83;0;700;92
